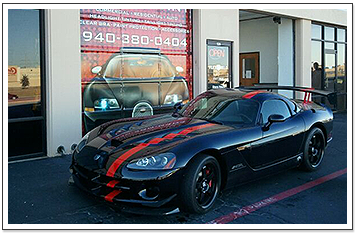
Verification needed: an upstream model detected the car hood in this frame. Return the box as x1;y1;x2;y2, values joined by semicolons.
74;115;231;176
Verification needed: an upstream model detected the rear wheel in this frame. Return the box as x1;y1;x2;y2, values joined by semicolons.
300;127;325;171
179;154;221;214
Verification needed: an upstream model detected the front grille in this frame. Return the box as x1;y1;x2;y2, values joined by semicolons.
72;164;137;201
72;164;178;209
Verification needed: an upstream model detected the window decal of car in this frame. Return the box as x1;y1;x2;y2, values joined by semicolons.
106;123;216;177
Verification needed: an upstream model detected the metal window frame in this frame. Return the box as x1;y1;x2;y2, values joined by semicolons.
311;22;347;111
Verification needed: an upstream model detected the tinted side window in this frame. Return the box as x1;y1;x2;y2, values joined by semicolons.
212;100;259;125
261;100;291;124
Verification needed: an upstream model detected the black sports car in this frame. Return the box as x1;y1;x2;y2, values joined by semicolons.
70;86;334;214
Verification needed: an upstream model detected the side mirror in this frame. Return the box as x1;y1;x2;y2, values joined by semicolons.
268;114;285;123
263;114;285;131
91;66;102;74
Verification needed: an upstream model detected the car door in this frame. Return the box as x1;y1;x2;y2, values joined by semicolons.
251;99;305;168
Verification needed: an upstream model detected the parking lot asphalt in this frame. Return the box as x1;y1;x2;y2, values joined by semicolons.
7;113;347;225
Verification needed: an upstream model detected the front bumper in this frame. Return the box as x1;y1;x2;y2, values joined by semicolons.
69;163;183;215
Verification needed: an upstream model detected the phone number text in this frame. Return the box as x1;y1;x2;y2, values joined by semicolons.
82;31;187;47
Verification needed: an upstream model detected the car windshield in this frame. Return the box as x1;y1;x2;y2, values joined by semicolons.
104;54;176;78
179;93;260;125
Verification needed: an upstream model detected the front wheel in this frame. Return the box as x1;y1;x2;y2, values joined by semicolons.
300;127;326;171
179;154;221;214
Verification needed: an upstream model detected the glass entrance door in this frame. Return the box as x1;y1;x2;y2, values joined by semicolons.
207;40;232;90
8;9;46;160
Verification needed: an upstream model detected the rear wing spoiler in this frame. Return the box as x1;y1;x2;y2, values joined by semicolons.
237;85;337;105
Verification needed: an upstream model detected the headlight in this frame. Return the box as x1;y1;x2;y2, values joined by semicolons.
94;98;119;110
126;152;176;170
76;132;90;153
164;94;182;105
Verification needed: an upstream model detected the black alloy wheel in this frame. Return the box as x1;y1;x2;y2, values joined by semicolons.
300;127;325;171
179;154;221;214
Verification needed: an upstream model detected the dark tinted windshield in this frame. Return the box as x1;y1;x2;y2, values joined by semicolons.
179;93;259;125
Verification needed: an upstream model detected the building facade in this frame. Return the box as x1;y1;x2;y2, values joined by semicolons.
7;8;348;160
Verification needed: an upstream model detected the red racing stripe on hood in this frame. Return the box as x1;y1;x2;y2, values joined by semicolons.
106;123;215;177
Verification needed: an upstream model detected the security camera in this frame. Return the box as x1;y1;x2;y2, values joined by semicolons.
273;17;281;24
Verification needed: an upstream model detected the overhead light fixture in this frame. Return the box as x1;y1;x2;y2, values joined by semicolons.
273;16;281;24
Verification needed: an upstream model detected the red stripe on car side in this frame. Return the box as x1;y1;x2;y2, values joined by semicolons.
106;123;215;177
104;190;122;203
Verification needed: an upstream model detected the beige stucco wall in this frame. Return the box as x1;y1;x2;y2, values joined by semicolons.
45;9;82;156
192;9;239;96
255;9;347;27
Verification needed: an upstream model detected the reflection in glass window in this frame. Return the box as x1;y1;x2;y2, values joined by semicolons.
336;43;346;111
311;23;347;111
80;9;193;133
337;44;346;91
207;45;230;89
311;41;322;90
8;9;41;119
324;27;335;41
337;28;346;42
325;42;335;50
324;52;336;92
311;24;322;39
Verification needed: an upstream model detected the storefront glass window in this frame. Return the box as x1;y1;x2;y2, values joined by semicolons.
8;9;45;158
325;42;335;50
311;23;347;111
311;41;322;90
80;9;193;132
8;9;42;119
311;24;322;39
207;46;229;89
207;41;232;90
324;52;336;92
337;28;346;42
336;44;346;110
324;26;335;41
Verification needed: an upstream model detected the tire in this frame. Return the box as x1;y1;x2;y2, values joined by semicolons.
300;127;326;171
179;154;221;214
